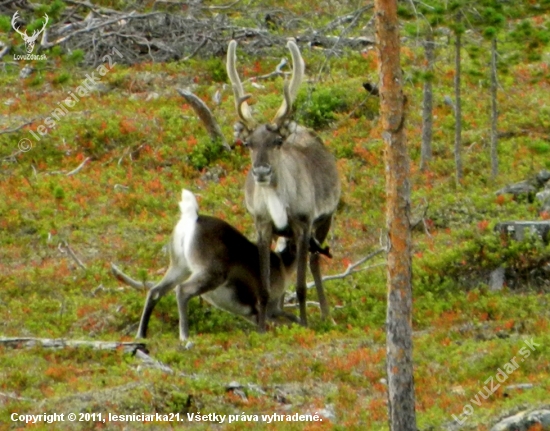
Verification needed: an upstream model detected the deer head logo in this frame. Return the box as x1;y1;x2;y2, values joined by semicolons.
11;11;49;54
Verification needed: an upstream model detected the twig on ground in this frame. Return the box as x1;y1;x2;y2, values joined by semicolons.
66;157;91;176
135;349;197;375
0;391;35;402
59;241;87;270
1;149;24;162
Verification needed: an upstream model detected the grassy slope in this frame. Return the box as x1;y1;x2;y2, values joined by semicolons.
1;5;550;431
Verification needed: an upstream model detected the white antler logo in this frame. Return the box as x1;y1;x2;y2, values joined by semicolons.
11;11;49;54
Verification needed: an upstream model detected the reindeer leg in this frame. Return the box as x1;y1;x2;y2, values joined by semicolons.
176;272;224;341
270;309;300;324
310;215;333;321
310;253;330;320
256;220;273;333
136;266;184;339
267;294;299;324
294;224;310;327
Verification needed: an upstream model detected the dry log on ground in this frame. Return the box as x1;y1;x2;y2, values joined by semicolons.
0;337;146;353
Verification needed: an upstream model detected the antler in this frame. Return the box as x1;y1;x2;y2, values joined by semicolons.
11;11;27;38
33;14;49;39
226;40;256;128
272;39;305;127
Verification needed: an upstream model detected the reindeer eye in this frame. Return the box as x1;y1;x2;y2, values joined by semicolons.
243;140;251;148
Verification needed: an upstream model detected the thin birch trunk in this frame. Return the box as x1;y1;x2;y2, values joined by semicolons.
490;37;499;179
454;20;463;185
420;29;435;171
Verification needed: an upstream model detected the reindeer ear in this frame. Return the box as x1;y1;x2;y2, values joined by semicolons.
277;120;297;139
233;121;250;143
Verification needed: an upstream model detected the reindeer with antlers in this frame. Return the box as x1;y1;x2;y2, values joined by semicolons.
11;11;49;54
226;39;341;330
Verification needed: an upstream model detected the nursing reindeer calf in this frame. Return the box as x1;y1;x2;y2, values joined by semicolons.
227;39;341;330
136;189;330;341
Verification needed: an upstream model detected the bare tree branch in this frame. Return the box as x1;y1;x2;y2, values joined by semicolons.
181;37;208;61
42;11;164;48
306;248;386;289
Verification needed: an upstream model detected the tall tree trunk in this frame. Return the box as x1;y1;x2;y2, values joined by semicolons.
420;29;434;172
490;37;499;179
454;21;463;184
374;1;417;430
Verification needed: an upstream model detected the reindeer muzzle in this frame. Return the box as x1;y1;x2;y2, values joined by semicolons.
252;165;272;185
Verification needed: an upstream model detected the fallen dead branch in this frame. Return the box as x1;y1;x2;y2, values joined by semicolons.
59;241;87;270
135;349;175;373
65;157;91;176
1;149;25;162
0;337;146;353
306;248;386;289
136;349;199;376
282;249;386;307
0;119;39;135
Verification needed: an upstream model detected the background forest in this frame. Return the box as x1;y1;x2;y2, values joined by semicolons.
1;0;550;429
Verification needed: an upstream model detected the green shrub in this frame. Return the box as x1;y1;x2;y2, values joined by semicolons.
66;49;85;65
52;72;71;85
205;58;228;83
415;228;550;293
53;186;65;200
187;136;227;171
295;86;350;129
0;15;10;32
